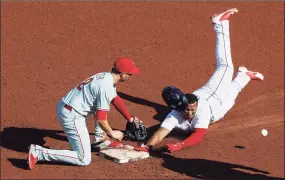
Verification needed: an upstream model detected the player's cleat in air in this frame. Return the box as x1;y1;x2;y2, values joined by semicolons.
27;144;38;170
211;8;238;23
238;66;264;81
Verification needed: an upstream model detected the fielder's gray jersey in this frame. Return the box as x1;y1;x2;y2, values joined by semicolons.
62;72;117;116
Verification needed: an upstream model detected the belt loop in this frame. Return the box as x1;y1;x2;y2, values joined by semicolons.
64;104;73;112
63;104;87;118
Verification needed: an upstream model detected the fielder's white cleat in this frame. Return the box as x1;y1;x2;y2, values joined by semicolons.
238;66;264;81
211;8;238;23
27;144;38;170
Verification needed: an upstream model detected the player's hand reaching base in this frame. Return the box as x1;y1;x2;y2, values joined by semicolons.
110;130;124;141
164;142;183;153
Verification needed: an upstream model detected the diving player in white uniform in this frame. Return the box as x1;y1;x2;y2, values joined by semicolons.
135;8;264;153
27;57;140;169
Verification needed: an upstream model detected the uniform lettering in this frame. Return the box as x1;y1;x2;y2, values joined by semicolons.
77;77;94;90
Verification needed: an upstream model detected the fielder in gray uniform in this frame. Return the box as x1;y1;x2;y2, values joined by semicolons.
28;57;141;169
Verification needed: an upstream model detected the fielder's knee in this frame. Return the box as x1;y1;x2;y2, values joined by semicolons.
77;152;91;166
79;157;91;166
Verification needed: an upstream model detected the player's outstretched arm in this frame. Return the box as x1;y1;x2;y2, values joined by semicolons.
134;127;170;152
164;128;207;153
147;127;170;147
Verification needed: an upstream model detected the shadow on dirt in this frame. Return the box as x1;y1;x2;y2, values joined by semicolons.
117;91;171;122
234;145;246;149
1;127;94;153
7;158;28;170
0;127;68;153
153;153;282;180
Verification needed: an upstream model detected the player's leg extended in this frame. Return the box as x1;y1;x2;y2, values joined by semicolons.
197;9;238;103
28;101;91;168
218;67;264;119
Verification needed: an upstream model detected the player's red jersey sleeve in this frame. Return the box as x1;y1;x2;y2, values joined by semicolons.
96;110;107;121
181;128;207;147
111;95;132;120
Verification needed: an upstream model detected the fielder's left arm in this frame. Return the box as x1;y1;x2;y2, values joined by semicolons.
111;95;134;122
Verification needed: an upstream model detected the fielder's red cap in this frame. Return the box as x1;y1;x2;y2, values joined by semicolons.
114;57;139;75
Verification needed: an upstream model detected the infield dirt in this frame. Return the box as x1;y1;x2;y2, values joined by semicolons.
1;2;284;179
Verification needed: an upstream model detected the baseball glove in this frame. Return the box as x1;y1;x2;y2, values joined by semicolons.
123;119;147;141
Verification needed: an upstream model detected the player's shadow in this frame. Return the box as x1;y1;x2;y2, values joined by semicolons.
117;91;171;122
0;127;68;153
1;127;96;153
6;158;29;169
159;154;282;180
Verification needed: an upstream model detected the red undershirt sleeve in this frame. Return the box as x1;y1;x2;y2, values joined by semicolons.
181;128;207;148
111;95;132;120
96;110;107;121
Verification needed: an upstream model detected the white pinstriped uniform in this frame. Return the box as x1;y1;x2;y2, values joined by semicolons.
161;21;251;132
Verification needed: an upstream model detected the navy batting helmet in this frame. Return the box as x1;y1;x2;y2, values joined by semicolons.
162;86;189;111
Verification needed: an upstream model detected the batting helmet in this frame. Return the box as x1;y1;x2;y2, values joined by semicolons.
162;86;189;111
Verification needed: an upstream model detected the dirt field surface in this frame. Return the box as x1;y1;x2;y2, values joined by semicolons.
1;2;284;179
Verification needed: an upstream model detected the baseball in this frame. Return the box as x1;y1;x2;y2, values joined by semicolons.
261;129;268;137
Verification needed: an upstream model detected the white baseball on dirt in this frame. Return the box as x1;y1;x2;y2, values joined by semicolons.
261;129;268;137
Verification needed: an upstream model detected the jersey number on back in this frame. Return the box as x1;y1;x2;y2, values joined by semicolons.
76;73;106;90
77;77;93;90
